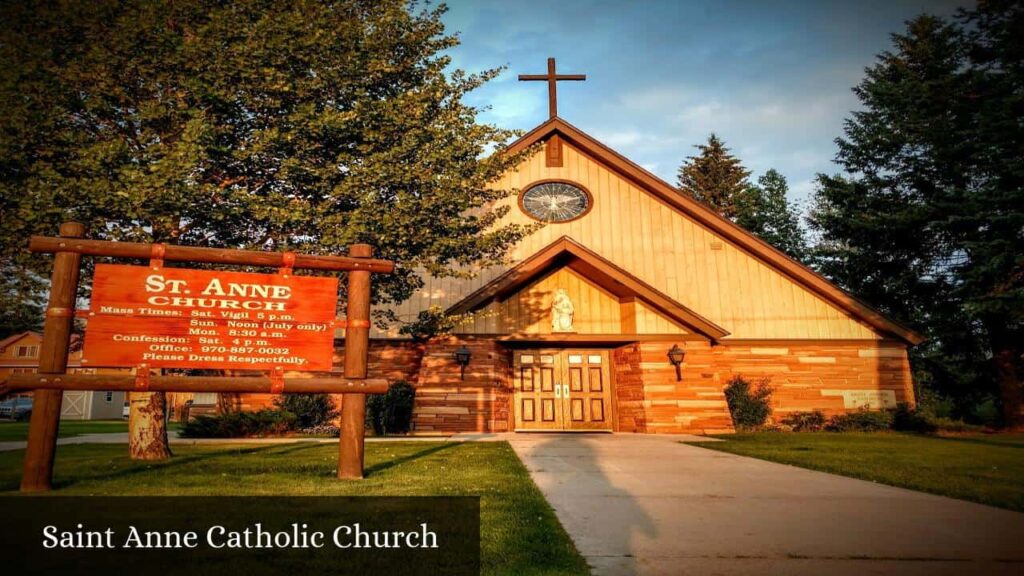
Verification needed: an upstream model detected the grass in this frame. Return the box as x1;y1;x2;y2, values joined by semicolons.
0;419;183;441
0;441;588;575
0;419;127;441
687;432;1024;512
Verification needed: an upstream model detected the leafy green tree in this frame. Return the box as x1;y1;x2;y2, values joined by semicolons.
677;133;751;218
0;0;532;453
735;169;806;260
0;269;43;336
808;4;1024;426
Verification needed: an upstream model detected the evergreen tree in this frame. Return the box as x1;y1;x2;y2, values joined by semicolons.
735;169;806;260
0;0;534;453
808;3;1024;426
677;134;751;218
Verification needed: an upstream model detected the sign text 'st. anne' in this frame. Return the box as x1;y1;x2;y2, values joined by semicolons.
145;274;292;312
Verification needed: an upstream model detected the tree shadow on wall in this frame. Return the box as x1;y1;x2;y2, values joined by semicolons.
522;435;656;576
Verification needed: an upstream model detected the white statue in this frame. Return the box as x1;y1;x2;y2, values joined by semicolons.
551;288;575;332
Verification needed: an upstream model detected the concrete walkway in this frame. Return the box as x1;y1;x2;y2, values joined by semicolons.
507;433;1024;576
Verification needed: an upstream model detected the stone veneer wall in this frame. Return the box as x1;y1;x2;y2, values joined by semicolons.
613;342;735;434
410;336;511;433
613;340;915;434
224;337;915;436
229;340;424;414
711;340;915;416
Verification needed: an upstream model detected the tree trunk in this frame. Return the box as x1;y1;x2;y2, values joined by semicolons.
993;346;1023;429
216;371;240;414
126;225;178;460
986;318;1023;429
128;391;173;460
217;392;240;414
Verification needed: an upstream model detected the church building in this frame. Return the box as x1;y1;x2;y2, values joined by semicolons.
243;60;923;435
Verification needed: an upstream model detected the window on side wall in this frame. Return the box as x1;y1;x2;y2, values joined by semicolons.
16;345;39;358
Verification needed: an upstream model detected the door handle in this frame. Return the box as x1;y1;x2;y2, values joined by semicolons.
563;384;570;397
554;385;561;399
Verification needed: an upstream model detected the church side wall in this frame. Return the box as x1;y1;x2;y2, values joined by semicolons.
613;340;915;434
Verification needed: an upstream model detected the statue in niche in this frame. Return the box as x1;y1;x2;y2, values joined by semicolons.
551;288;575;333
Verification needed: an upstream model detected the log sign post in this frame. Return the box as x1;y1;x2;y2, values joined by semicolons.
5;224;393;491
20;223;85;491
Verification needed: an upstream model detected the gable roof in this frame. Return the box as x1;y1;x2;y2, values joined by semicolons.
503;117;924;345
448;236;730;341
0;331;40;351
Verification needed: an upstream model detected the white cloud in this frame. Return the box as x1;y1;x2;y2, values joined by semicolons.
616;86;691;112
472;86;541;123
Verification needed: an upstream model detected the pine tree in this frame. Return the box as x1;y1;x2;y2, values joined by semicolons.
735;169;806;261
808;4;1024;426
677;134;751;218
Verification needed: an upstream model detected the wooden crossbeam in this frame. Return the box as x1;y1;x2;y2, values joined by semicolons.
28;236;395;273
2;373;389;395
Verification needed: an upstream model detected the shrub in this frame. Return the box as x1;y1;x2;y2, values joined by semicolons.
180;409;297;438
825;407;893;432
273;394;337;429
929;417;984;433
723;376;773;430
301;424;340;437
781;410;826;432
893;401;985;434
916;389;956;419
891;402;937;433
366;381;416;435
970;397;1000;427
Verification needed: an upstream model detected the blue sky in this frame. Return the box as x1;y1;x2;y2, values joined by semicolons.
441;0;968;206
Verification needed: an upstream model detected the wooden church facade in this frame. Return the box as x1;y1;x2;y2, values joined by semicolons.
368;118;922;434
235;115;921;435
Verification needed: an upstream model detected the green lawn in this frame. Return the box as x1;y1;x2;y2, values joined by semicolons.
688;432;1024;512
0;441;588;576
0;419;184;441
0;419;133;441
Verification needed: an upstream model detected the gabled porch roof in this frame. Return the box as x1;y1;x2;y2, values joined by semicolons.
447;236;730;341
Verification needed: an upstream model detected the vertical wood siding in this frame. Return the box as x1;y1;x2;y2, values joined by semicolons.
462;267;622;334
377;142;880;340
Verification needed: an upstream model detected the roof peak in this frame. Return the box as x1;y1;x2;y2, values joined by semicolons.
501;122;923;345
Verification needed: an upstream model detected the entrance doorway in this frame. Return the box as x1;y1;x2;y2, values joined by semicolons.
512;349;614;431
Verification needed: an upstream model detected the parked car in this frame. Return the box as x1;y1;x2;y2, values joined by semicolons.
0;396;33;421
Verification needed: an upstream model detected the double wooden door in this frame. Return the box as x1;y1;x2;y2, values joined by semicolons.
513;349;613;431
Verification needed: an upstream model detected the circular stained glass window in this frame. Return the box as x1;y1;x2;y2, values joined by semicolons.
519;181;592;223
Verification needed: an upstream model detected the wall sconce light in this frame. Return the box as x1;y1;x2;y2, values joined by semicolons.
667;344;685;381
453;345;472;381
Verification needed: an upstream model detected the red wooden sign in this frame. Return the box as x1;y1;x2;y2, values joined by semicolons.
82;264;338;371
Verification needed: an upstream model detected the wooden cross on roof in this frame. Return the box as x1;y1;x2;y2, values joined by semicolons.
518;57;586;119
